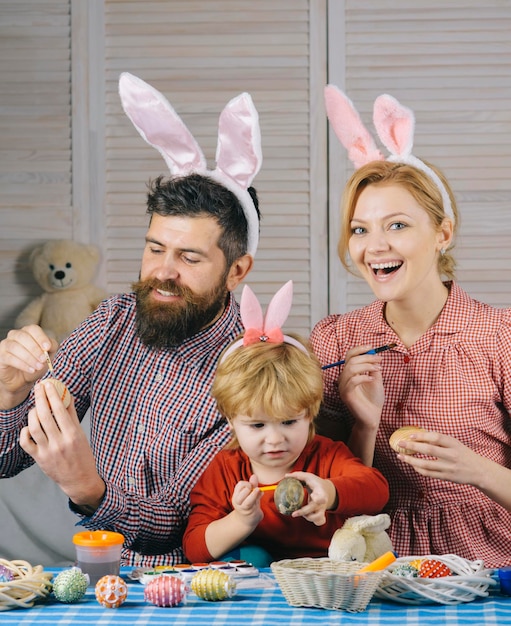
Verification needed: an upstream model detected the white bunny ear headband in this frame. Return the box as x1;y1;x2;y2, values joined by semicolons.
119;72;263;256
324;85;454;224
220;280;308;363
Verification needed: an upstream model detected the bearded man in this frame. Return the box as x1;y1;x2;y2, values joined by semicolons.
0;76;262;566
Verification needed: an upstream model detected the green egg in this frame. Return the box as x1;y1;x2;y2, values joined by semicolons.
53;567;89;603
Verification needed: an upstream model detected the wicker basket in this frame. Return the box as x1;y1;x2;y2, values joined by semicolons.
271;557;385;612
0;559;53;611
375;554;497;605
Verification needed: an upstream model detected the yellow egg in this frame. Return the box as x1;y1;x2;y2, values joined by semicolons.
190;569;236;601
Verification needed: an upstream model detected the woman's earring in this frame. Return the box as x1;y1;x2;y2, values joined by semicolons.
440;248;446;255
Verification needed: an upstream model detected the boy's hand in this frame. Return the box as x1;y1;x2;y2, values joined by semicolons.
286;471;337;526
231;474;263;527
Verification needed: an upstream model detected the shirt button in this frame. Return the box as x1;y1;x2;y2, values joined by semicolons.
137;424;145;434
403;355;410;363
135;553;142;564
128;476;136;487
396;402;404;411
155;373;163;382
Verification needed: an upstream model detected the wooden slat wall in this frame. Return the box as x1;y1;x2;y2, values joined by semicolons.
328;0;511;314
102;0;327;336
0;0;72;339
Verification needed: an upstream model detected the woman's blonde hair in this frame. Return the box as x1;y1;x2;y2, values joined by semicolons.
338;160;459;280
212;334;323;448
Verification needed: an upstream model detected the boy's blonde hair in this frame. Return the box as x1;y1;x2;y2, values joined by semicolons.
212;334;323;448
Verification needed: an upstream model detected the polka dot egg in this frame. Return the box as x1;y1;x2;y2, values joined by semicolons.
95;574;128;608
419;559;452;579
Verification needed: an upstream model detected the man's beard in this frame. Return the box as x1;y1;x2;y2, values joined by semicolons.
132;276;229;349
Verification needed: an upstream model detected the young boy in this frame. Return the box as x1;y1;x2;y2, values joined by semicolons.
182;282;389;564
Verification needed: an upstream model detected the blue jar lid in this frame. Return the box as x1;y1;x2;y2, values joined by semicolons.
498;567;511;595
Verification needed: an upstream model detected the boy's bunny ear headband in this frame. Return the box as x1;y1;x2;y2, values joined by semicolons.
118;72;263;256
220;280;308;362
324;85;455;224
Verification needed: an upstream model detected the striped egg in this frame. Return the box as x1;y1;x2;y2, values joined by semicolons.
190;569;236;601
144;575;186;607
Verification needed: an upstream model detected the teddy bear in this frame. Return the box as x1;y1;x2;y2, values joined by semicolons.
15;239;107;344
328;513;394;563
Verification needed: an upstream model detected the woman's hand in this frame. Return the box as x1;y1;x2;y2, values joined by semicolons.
395;430;485;485
338;345;385;430
395;430;511;511
337;346;385;465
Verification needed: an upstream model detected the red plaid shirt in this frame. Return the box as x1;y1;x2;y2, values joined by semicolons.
0;292;242;566
310;282;511;567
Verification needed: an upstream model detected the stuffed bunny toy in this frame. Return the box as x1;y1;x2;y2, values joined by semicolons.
328;513;393;563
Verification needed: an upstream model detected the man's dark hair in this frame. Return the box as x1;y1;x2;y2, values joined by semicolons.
146;174;260;267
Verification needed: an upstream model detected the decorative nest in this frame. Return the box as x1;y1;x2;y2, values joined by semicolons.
375;554;497;605
271;557;385;612
0;559;53;611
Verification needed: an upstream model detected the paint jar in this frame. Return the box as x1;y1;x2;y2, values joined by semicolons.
498;567;511;596
73;530;124;587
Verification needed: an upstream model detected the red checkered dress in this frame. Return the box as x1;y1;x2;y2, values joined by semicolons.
310;282;511;567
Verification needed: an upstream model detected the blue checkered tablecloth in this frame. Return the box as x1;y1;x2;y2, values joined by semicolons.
3;568;511;625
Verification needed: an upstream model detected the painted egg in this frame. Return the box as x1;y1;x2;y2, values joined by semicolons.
392;564;419;578
47;378;71;408
419;559;452;579
389;426;425;455
274;476;305;515
95;574;128;608
53;567;89;603
190;568;236;601
144;575;186;607
0;564;14;583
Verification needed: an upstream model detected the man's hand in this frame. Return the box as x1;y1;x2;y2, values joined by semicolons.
0;326;58;409
19;380;105;512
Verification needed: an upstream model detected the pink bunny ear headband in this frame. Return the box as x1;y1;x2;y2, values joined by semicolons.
119;72;263;256
324;85;455;224
220;280;308;363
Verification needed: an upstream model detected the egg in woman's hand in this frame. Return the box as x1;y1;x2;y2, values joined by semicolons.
389;426;425;455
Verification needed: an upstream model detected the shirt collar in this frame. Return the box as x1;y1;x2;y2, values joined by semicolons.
174;292;242;366
365;280;470;339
